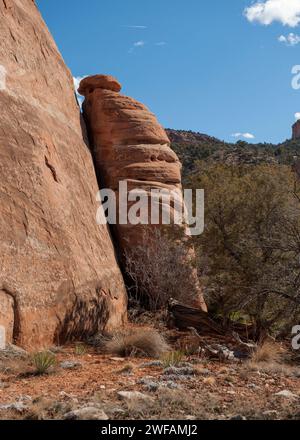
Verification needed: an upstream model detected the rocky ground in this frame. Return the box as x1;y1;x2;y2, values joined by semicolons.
0;327;299;421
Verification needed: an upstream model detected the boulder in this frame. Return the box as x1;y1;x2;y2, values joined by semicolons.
78;74;122;95
63;407;109;420
0;1;127;349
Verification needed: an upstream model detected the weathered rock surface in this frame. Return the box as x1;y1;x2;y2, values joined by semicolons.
0;1;127;349
80;75;206;310
63;407;109;420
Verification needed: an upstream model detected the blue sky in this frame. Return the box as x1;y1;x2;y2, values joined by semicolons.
36;0;300;144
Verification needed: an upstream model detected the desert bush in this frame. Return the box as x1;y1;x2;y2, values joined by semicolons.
32;351;56;375
124;228;199;311
103;328;170;358
190;163;300;336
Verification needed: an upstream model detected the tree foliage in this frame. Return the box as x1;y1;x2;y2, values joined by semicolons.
190;163;300;335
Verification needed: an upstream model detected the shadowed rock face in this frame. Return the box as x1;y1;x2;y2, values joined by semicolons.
0;1;127;349
80;75;206;311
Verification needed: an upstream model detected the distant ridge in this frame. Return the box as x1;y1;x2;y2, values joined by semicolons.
166;128;222;145
166;128;300;178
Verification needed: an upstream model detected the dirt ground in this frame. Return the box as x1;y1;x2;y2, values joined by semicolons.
0;330;300;420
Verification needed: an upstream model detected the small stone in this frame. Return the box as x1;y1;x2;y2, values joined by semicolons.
0;402;28;413
63;407;108;420
263;410;278;417
142;381;160;392
160;374;192;382
163;366;197;376
60;360;82;370
140;361;163;368
109;408;126;416
275;390;299;400
230;415;247;421
59;391;74;399
248;383;259;389
163;381;182;390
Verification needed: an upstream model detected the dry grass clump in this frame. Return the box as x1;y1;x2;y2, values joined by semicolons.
242;341;293;375
103;328;170;358
250;341;282;364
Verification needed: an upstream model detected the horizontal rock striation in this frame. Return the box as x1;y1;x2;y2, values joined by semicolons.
80;75;206;310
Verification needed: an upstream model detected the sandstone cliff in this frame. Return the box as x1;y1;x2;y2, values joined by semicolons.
79;75;206;311
0;0;127;349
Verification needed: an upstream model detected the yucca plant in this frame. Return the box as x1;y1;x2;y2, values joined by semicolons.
32;351;56;375
74;344;87;356
161;350;185;368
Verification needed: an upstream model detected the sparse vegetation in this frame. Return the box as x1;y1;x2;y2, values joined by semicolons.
103;328;170;358
32;351;56;375
125;228;199;311
74;344;87;356
161;350;185;368
250;341;283;364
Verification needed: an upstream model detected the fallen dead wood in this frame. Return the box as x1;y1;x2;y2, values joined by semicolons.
167;298;256;341
167;298;225;335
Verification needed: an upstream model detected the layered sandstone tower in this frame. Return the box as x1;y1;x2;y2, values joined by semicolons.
0;1;127;349
79;75;206;310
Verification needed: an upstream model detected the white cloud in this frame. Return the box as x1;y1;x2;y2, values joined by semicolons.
244;0;300;27
73;76;87;109
232;132;255;140
278;32;300;45
129;41;146;53
134;40;145;47
295;112;300;120
123;25;147;29
155;41;167;46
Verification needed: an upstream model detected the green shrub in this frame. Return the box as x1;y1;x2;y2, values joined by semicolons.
32;351;56;375
74;344;87;356
162;350;185;368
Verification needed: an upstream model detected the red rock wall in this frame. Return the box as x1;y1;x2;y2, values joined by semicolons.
0;1;127;349
293;121;300;140
80;76;207;311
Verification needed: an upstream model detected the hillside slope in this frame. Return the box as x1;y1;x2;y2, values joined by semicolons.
166;129;300;177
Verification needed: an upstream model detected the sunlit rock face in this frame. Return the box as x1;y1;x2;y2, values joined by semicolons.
80;75;206;311
0;1;127;349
